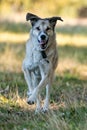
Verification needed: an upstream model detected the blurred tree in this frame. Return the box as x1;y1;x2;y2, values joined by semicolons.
78;7;87;18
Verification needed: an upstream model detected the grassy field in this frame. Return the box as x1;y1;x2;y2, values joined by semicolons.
0;20;87;130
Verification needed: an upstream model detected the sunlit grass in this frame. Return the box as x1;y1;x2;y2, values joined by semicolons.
57;34;87;46
0;32;28;43
0;32;87;46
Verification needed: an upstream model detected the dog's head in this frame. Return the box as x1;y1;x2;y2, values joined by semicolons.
26;13;63;50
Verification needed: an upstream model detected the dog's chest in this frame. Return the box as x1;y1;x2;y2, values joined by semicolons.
33;49;42;63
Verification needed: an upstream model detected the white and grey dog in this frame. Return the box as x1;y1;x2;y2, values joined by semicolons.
22;13;63;113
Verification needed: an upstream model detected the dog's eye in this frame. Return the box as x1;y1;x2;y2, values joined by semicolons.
36;27;40;31
46;27;51;31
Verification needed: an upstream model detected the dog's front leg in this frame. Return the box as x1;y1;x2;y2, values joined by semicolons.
22;61;39;97
22;60;34;97
23;68;33;96
28;74;48;104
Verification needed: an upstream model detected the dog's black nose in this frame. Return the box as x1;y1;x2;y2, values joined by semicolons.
40;35;46;40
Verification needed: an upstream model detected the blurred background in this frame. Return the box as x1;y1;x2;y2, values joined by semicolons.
0;0;87;19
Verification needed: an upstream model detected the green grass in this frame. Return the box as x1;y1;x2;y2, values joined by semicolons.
59;45;87;64
0;21;29;33
0;20;87;130
0;21;87;36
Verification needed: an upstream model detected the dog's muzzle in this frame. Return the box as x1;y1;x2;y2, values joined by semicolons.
38;32;49;50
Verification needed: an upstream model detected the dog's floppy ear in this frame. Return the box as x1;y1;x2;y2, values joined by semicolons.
26;13;40;26
48;17;63;28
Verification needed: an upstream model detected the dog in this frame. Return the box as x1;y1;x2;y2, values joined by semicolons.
22;13;63;113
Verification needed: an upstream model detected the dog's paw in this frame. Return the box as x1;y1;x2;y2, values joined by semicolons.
41;107;49;113
27;88;38;105
41;99;49;113
27;100;34;105
27;94;36;105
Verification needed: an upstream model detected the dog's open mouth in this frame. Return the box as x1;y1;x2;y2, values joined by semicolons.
40;41;47;49
38;40;48;50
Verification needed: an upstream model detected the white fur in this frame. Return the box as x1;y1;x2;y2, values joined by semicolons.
22;17;58;113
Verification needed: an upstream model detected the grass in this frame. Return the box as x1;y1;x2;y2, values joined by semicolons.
0;20;87;130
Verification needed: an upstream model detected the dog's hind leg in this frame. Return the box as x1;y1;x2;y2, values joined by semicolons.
35;95;41;113
32;72;41;113
42;83;50;112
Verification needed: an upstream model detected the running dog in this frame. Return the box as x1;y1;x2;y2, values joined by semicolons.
22;13;63;113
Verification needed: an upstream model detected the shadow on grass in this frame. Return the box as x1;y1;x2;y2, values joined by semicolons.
0;20;87;36
0;21;30;33
56;24;87;36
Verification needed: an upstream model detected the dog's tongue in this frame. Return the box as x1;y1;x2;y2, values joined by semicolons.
38;39;47;49
38;39;46;45
40;40;46;45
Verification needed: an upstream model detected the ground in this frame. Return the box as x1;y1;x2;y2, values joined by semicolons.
0;19;87;130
